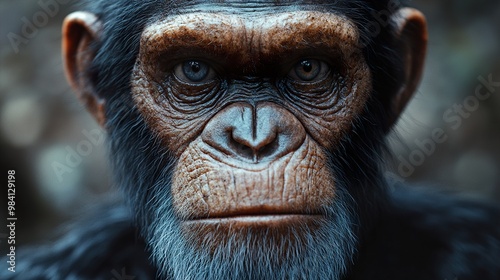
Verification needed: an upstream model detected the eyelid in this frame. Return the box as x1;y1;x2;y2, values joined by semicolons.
157;53;225;72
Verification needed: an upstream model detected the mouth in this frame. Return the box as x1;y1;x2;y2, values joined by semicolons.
182;205;325;228
184;214;323;226
180;214;326;253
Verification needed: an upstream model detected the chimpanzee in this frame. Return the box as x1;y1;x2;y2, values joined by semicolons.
3;0;500;279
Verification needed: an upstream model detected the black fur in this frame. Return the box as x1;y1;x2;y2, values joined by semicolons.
2;0;499;279
350;187;500;280
1;203;156;280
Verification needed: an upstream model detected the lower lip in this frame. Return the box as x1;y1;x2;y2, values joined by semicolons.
180;215;325;252
183;214;322;226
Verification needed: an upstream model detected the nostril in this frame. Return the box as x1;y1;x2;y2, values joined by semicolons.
257;139;279;161
231;141;255;161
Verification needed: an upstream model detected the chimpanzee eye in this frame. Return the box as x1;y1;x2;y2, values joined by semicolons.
174;60;215;83
289;59;329;82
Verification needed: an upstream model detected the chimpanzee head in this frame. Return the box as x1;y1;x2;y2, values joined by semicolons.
63;1;426;279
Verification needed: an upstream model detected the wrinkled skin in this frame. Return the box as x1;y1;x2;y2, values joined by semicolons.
132;11;371;225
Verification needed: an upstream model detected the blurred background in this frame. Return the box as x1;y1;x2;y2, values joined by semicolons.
0;0;499;252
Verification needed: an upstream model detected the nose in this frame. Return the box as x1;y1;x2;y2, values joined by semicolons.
201;103;306;163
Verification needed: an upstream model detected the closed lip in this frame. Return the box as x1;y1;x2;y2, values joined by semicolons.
183;206;323;225
185;214;321;223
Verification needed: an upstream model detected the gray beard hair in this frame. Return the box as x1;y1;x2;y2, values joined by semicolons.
145;185;358;280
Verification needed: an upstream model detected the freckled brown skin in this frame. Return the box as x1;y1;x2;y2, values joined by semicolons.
131;11;371;245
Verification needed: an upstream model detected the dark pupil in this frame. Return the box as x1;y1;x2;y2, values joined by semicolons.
190;62;201;73
301;61;313;73
295;59;320;81
183;61;208;82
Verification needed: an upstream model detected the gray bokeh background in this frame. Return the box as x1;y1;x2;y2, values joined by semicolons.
1;0;499;251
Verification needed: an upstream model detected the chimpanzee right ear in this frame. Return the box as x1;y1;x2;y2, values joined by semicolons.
62;12;106;128
386;8;428;129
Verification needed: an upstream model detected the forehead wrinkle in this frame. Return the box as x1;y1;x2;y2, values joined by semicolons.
140;11;359;65
258;11;359;57
141;12;251;63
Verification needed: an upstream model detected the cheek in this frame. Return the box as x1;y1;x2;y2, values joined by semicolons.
287;55;373;149
171;137;335;220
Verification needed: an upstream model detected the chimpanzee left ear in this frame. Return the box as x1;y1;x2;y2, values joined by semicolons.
62;12;106;128
389;8;428;126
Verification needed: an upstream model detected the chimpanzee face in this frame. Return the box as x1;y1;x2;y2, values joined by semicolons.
132;9;370;225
